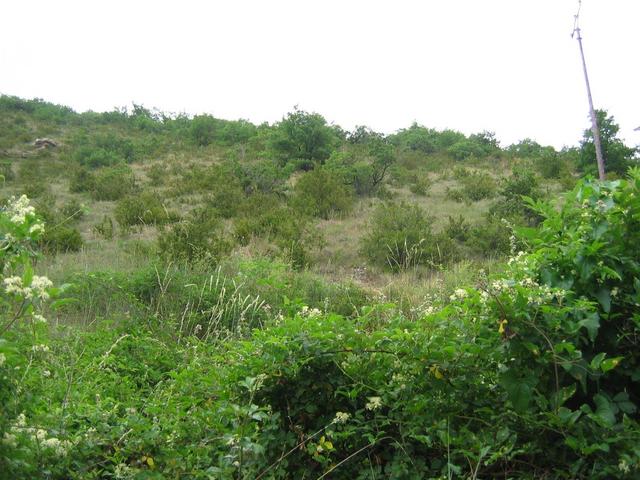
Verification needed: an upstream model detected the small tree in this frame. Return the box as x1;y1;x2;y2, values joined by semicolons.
270;107;338;169
190;115;219;146
579;110;637;176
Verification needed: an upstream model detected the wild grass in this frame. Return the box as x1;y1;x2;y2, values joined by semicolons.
0;97;575;329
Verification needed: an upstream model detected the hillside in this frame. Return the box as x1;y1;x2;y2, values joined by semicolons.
0;97;578;307
1;95;639;479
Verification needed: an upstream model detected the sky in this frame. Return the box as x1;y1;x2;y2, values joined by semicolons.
1;0;638;149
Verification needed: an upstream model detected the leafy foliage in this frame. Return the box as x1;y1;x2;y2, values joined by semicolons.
361;202;456;271
157;207;231;264
579;110;637;176
91;165;137;201
292;167;353;219
447;169;497;203
115;191;179;227
2;170;640;478
270;107;339;169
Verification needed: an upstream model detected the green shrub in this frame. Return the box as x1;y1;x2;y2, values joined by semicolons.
147;163;167;186
93;215;115;239
72;133;137;167
409;174;431;196
234;199;322;269
69;167;96;193
461;171;497;201
269;107;339;168
235;159;288;195
536;148;563;179
447;139;482;160
445;187;466;202
218;119;257;146
447;170;497;203
465;215;513;257
173;164;244;206
40;226;83;253
203;184;245;219
390;122;438;153
292;168;353;219
445;214;471;242
74;146;121;168
20;180;49;199
158;207;231;264
189;115;219;146
91;165;136;201
114;192;178;227
451;165;471;180
325;150;389;196
361;202;455;271
60;199;85;221
491;167;542;222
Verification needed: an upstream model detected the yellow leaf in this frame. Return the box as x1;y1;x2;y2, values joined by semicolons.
498;319;508;334
147;456;155;467
429;365;444;379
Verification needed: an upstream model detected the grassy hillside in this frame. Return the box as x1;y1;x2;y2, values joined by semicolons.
0;96;577;302
1;95;639;479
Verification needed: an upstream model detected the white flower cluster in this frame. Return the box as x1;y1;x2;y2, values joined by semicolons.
391;372;408;390
0;353;5;367
41;436;73;456
411;294;437;317
29;223;45;235
365;396;383;411
595;199;608;212
6;195;36;225
526;285;565;305
114;462;135;479
31;344;50;353
519;276;539;288
491;279;511;293
333;411;351;424
2;413;71;456
449;288;468;302
299;305;322;318
1;431;17;448
507;250;527;267
3;275;52;300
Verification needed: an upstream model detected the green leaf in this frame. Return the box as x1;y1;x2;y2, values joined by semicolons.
594;288;611;313
578;312;600;342
552;384;577;409
590;353;606;370
541;268;574;290
593;394;616;427
23;261;34;288
601;357;623;373
500;370;537;413
579;260;594;281
557;407;582;426
613;392;637;414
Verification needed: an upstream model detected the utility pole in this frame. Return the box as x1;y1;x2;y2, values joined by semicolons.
572;0;605;180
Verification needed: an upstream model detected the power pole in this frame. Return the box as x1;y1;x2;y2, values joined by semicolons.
572;0;605;180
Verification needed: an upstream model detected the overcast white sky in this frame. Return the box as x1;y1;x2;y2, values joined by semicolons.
1;0;638;148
